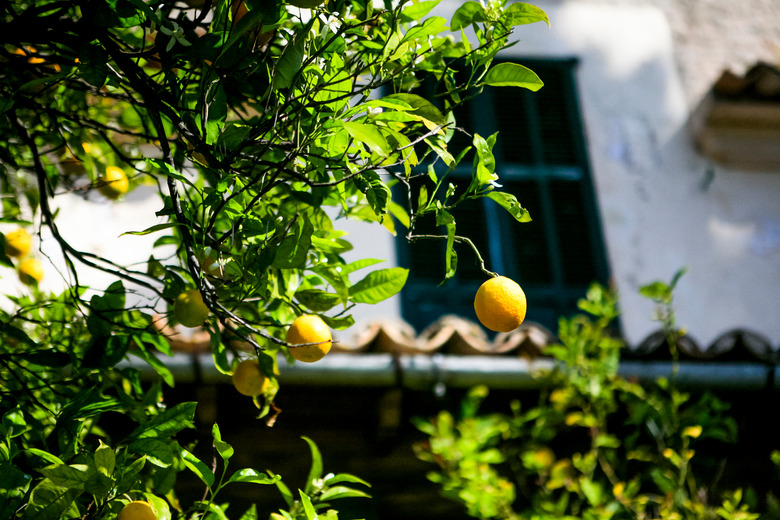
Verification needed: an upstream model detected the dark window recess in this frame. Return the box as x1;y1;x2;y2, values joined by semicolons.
397;59;611;334
501;180;553;285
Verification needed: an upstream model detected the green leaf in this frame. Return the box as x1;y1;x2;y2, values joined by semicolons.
299;490;318;520
57;388;124;425
116;456;146;494
274;32;305;89
129;402;197;440
239;504;258;520
341;258;384;276
323;473;372;488
129;438;174;467
130;347;174;387
120;223;180;237
212;423;234;464
227;468;280;485
40;464;91;490
22;449;64;467
383;93;447;129
295;290;342;312
23;479;80;520
437;210;457;283
401;16;447;44
94;440;115;476
84;471;113;496
77;44;109;88
146;158;190;184
343;122;390;156
212;331;232;376
579;477;603;506
320;485;372;500
400;0;441;21
180;446;215;488
450;1;486;31
349;267;409;304
486;191;531;222
669;267;688;290
145;493;172;520
0;462;31;490
483;62;544;91
302;436;323;495
320;314;355;330
12;350;70;368
0;322;37;348
501;2;550;27
311;235;353;254
639;281;671;303
273;219;313;269
270;470;294;508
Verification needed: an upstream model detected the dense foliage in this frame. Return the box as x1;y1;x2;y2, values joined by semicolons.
1;0;548;517
415;278;777;520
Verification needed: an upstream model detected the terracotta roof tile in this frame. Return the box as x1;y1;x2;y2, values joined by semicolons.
157;313;779;364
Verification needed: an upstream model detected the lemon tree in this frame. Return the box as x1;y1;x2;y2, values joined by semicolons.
0;0;547;517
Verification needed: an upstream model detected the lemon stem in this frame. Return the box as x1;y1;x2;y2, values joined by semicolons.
409;233;498;278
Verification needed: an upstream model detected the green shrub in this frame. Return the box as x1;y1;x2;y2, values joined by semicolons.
415;280;764;520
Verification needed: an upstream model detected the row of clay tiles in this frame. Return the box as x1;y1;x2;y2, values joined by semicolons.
160;314;780;364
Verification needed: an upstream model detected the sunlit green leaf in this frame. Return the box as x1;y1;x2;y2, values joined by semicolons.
501;2;550;27
180;446;215;488
349;267;409;304
486;191;531;222
483;62;544;90
400;0;441;22
227;468;281;485
302;436;323;495
450;1;486;31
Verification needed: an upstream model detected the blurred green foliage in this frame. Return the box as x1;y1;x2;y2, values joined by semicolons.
415;279;775;520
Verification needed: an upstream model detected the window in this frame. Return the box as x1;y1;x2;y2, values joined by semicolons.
396;58;610;333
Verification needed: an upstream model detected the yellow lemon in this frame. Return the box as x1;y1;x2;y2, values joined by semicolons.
286;315;332;363
473;276;527;332
97;166;130;199
173;289;210;328
118;500;157;520
18;258;44;285
232;358;268;396
4;228;32;258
